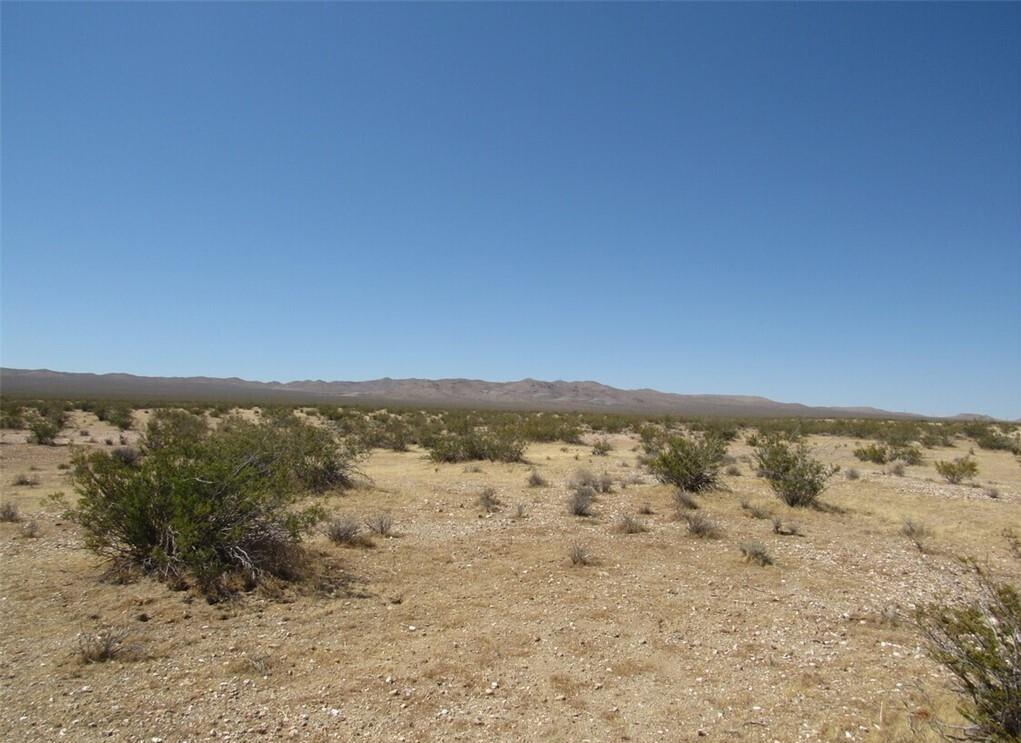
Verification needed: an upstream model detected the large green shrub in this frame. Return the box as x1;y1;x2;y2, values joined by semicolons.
754;435;838;508
69;414;355;594
647;434;727;493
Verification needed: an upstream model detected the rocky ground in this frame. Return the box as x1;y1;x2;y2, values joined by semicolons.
1;413;1019;742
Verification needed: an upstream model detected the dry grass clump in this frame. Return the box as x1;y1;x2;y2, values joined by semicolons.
984;487;1001;499
513;503;527;519
683;512;721;539
324;517;372;547
11;473;39;487
78;627;130;664
901;519;932;551
592;438;613;456
478;487;502;513
527;469;548;487
569;543;593;566
616;513;649;534
0;502;21;522
568;486;594;517
889;463;906;477
674;491;700;511
725;465;741;477
365;513;394;537
21;520;40;539
845;468;861;481
740;499;771;520
638;503;654;515
739;541;773;566
569;468;613;494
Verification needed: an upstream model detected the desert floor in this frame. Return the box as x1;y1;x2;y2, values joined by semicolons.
1;412;1019;742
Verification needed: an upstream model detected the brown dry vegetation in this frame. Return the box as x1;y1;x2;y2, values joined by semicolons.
1;409;1019;741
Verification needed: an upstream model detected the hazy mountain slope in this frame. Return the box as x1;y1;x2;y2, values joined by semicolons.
0;367;927;418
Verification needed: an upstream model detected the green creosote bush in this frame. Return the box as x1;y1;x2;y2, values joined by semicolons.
68;412;356;596
754;434;838;508
647;433;727;493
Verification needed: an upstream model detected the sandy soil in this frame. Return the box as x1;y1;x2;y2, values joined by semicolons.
1;415;1019;742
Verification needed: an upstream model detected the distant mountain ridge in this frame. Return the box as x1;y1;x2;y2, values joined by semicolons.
0;367;944;419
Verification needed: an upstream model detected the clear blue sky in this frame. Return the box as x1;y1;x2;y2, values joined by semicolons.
2;3;1019;418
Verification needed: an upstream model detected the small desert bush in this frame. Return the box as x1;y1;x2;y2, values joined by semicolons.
21;519;40;539
935;457;979;484
845;468;860;481
674;491;700;511
527;469;547;487
28;416;60;446
683;512;721;539
0;502;21;522
569;543;592;566
985;487;1001;499
617;513;648;534
427;427;525;463
916;569;1021;741
648;433;727;493
514;503;527;519
638;503;654;515
901;519;932;551
78;627;129;663
740;499;771;520
854;443;890;464
365;513;394;536
478;487;502;513
324;517;367;546
724;464;741;477
739;542;773;566
889;462;906;477
568;486;594;517
12;473;39;487
591;438;613;456
1003;529;1021;560
754;435;838;508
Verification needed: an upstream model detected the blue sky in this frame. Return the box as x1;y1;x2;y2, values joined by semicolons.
2;3;1019;418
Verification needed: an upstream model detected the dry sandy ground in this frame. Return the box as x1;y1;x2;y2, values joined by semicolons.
1;412;1019;742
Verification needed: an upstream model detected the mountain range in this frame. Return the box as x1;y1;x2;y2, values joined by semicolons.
0;367;952;419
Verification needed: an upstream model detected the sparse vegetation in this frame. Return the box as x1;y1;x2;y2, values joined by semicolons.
0;502;22;522
740;499;771;520
683;512;721;539
772;518;801;536
365;513;394;537
78;627;130;664
935;457;979;484
617;513;648;534
845;467;860;480
674;491;700;511
324;517;368;547
568;486;594;517
527;469;547;487
901;519;932;551
478;487;502;513
11;473;39;487
754;435;838;508
648;433;727;493
916;568;1021;741
591;438;613;456
569;543;592;566
739;541;773;566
